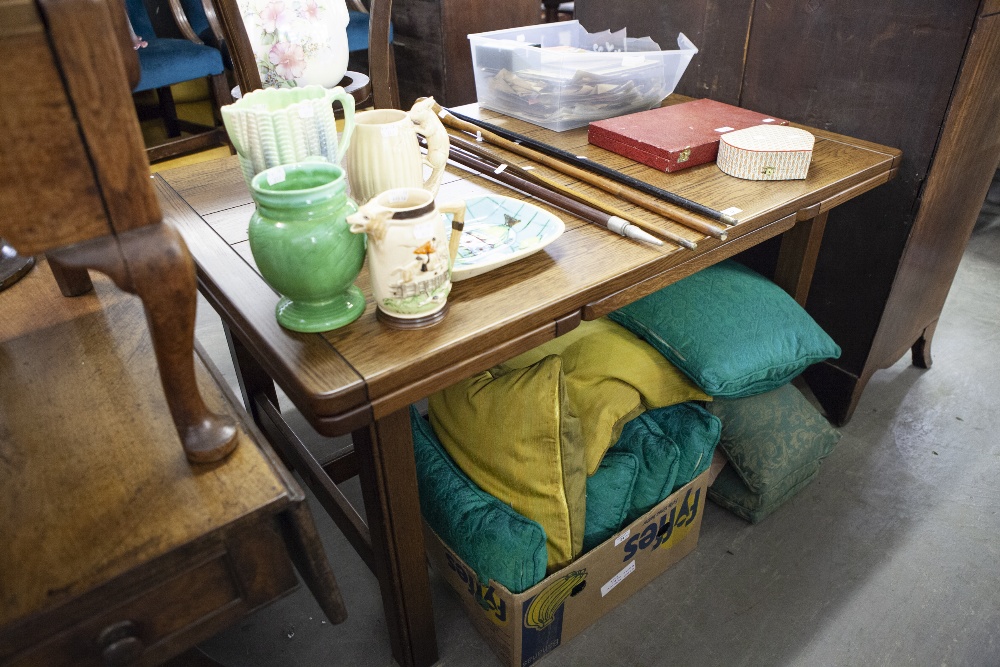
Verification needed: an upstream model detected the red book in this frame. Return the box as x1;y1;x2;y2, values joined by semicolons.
588;99;788;172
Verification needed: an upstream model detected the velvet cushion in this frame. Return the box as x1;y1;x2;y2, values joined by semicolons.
609;403;721;522
124;0;225;92
429;356;586;571
495;317;710;475
708;462;819;524
706;384;841;493
608;260;841;398
410;408;546;593
134;38;226;92
347;11;394;52
705;383;841;523
583;451;639;552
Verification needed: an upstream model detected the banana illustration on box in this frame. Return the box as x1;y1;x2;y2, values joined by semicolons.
524;570;587;630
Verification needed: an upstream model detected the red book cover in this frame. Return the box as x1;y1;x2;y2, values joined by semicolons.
588;99;788;172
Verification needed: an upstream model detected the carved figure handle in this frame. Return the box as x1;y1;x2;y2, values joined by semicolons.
407;97;449;196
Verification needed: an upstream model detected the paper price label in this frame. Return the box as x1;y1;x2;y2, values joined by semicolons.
298;105;315;118
381;126;400;137
601;560;635;597
266;167;286;185
614;529;631;547
387;189;408;204
721;206;743;216
715;126;735;133
413;221;434;239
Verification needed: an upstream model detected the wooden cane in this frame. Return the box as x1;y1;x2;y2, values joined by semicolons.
448;144;671;248
433;104;734;239
447;136;698;249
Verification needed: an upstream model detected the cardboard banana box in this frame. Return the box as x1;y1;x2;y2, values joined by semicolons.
424;451;726;667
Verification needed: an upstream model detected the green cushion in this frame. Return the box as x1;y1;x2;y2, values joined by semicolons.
428;356;587;571
708;462;819;523
494;317;711;475
410;407;547;593
705;384;841;494
610;403;721;522
583;451;639;552
608;260;841;398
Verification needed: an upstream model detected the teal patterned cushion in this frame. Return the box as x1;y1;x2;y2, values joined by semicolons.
583;451;639;552
708;463;819;523
609;402;721;522
608;260;841;398
410;408;547;593
705;384;840;522
705;384;840;494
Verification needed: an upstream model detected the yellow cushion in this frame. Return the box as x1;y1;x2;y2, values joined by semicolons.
496;318;711;474
428;355;586;571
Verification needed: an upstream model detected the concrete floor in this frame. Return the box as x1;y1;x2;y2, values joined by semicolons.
193;202;1000;666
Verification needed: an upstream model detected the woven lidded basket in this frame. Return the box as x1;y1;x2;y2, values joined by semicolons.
717;125;815;181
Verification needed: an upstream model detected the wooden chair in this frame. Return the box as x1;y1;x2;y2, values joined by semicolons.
1;260;348;665
207;0;400;109
0;0;238;463
125;0;234;162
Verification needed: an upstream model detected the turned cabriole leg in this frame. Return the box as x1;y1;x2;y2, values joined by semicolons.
911;319;938;369
49;224;239;463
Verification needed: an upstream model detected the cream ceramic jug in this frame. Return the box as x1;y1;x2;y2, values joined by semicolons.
348;187;465;327
345;97;449;204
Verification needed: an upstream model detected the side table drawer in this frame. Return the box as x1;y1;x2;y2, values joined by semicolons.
7;518;298;667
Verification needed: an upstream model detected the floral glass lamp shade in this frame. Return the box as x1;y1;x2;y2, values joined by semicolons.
240;0;350;89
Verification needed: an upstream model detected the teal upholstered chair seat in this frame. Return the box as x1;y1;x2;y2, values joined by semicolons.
124;0;232;161
131;37;225;93
125;0;226;93
347;10;393;52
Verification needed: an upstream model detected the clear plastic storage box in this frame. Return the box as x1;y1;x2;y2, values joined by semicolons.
467;21;698;132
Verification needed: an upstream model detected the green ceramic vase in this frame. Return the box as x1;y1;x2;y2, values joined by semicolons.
249;162;366;332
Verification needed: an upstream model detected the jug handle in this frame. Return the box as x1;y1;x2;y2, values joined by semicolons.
328;86;356;163
408;97;449;196
439;200;466;270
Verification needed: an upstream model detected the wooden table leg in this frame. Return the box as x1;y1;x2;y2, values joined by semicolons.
774;211;829;306
223;322;279;427
280;501;349;624
353;409;439;667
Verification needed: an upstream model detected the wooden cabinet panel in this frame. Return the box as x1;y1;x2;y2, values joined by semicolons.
393;0;540;107
575;0;753;105
573;0;1000;423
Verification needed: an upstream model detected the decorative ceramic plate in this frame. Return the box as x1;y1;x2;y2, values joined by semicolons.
449;195;565;281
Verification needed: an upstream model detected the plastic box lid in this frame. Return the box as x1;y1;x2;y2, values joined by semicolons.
468;21;698;132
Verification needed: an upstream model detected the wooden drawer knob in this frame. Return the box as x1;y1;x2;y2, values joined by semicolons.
96;620;144;666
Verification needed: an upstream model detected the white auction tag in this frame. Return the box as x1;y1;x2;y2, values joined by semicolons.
601;560;636;597
413;221;434;239
266;167;286;185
